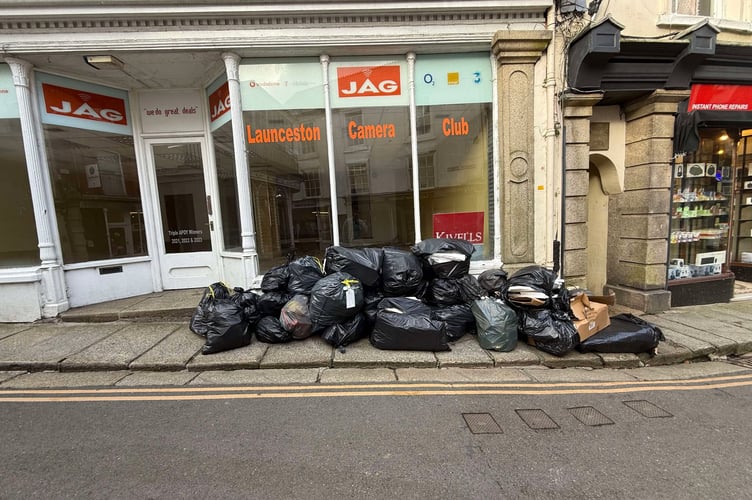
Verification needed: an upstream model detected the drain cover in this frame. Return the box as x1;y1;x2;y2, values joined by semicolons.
462;413;503;434
726;356;752;369
623;400;673;418
568;406;614;426
515;409;560;430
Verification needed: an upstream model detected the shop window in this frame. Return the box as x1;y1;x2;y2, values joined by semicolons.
416;106;431;136
348;162;370;194
417;152;436;189
731;132;752;280
211;121;242;252
37;73;146;264
672;0;718;17
303;171;321;198
345;110;365;148
0;119;39;267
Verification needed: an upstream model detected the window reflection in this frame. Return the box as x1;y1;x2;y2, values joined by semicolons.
43;125;147;263
211;121;242;251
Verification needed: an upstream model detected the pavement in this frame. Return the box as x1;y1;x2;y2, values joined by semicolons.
0;287;751;389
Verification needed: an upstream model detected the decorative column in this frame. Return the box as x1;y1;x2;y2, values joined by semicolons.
492;31;552;266
6;57;69;317
222;52;259;287
561;91;603;289
606;90;687;312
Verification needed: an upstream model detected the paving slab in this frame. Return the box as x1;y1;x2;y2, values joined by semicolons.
120;288;202;320
640;341;695;366
332;338;437;368
486;342;542;366
523;367;639;383
625;361;752;381
115;371;199;386
0;371;26;384
319;367;396;384
189;368;321;386
595;353;643;369
0;323;124;371
59;295;150;322
396;367;533;383
652;310;752;354
0;370;130;388
643;315;737;356
660;330;717;358
128;325;203;371
536;349;603;369
705;302;752;322
0;323;32;340
259;336;332;369
435;336;494;368
59;322;181;371
187;341;268;371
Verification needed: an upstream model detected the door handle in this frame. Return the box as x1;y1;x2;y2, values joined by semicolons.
206;195;213;216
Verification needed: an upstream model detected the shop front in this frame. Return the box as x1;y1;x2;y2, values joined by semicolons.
0;2;557;322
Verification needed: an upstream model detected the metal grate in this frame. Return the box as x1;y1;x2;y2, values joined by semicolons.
462;413;503;434
623;400;673;418
515;409;560;430
568;406;614;426
725;356;752;369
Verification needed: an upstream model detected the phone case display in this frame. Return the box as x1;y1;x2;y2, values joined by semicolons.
670;145;731;282
730;135;752;280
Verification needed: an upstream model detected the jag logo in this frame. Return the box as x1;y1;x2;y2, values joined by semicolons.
42;83;127;125
337;65;401;98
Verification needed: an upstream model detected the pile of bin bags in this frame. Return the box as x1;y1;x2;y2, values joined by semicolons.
188;240;663;357
189;239;492;354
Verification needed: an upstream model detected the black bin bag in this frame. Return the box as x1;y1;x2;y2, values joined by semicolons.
324;246;382;288
256;315;293;344
308;272;364;330
411;238;475;279
578;313;664;353
260;264;290;292
470;298;517;352
519;308;579;357
320;313;368;350
370;299;449;351
431;303;476;341
201;300;251;355
381;247;424;297
189;282;233;337
287;256;325;295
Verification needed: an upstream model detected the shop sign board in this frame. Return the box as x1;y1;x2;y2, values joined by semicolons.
239;58;324;111
138;89;204;134
329;59;409;108
36;72;131;135
432;211;484;244
0;64;19;119
207;78;231;131
415;53;492;106
688;84;752;111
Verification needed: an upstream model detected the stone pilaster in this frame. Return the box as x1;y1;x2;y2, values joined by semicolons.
492;30;552;265
561;92;603;289
606;90;687;312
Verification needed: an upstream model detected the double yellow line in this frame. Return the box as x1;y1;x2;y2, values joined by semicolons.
1;372;752;403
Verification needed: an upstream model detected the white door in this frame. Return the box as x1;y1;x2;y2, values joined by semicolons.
146;138;219;289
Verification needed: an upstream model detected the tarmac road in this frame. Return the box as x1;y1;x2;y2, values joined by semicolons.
2;363;752;500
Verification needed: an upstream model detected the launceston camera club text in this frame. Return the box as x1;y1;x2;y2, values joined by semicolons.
246;117;470;144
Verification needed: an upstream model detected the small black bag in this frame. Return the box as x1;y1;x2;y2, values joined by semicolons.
201;300;251;355
381;247;424;297
255;315;293;344
431;303;476;341
189;282;233;337
260;264;290;292
324;246;383;288
320;313;368;350
287;256;325;295
578;313;664;353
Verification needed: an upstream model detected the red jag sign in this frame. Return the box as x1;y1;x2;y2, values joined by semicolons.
209;81;231;122
433;211;484;243
42;83;128;125
337;65;401;98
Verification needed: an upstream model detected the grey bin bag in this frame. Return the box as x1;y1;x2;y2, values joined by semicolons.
471;297;518;352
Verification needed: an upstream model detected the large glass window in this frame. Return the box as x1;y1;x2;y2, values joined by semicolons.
37;73;146;264
240;59;332;271
415;54;493;260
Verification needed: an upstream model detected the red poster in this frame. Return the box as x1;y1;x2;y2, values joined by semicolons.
688;84;752;111
209;82;231;122
432;211;484;243
42;83;128;125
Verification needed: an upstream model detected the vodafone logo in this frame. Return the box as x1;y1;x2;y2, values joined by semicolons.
42;83;127;125
337;65;401;98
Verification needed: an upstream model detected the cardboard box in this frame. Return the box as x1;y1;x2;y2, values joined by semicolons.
570;294;610;341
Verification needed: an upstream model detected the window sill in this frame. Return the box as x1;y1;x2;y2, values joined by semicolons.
657;14;752;34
